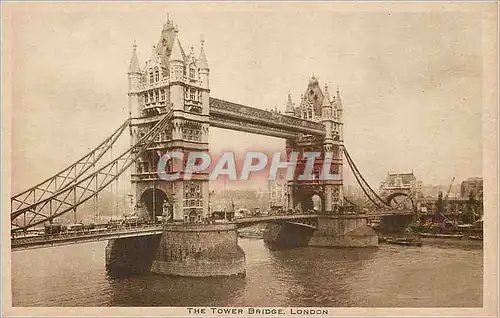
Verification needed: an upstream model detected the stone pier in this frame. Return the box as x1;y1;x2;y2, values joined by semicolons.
105;234;162;277
106;223;245;277
264;223;315;249
308;215;378;247
150;223;245;277
264;215;378;249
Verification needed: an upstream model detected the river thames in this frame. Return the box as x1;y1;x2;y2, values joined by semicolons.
12;238;482;307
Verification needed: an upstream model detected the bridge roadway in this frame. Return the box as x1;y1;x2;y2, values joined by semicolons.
233;214;318;229
364;210;415;217
11;225;164;251
10;215;321;251
11;212;412;251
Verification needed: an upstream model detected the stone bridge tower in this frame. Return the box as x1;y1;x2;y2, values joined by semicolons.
285;76;344;214
127;17;210;223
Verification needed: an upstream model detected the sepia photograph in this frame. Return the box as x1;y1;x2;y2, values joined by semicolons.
2;2;498;316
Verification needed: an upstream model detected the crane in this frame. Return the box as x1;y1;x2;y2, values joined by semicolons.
445;176;455;200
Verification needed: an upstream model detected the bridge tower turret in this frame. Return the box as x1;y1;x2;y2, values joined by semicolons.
198;37;210;117
169;38;185;112
286;76;344;214
285;92;295;116
128;41;142;121
128;18;210;224
335;86;344;141
320;84;338;214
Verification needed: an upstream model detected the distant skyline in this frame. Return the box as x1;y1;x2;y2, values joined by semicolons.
8;3;485;194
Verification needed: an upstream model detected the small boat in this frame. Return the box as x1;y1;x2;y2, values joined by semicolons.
468;235;483;241
385;237;422;247
418;233;464;239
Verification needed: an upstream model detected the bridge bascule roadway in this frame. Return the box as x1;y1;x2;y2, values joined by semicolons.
11;215;318;251
10;210;414;251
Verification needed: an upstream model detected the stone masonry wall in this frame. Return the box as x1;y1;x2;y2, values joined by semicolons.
151;224;246;277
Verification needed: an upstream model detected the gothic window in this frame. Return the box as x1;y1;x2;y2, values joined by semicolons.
146;92;150;104
149;70;154;83
152;90;157;103
154;67;160;82
189;66;196;79
190;88;196;101
159;89;164;101
182;125;202;142
184;183;202;208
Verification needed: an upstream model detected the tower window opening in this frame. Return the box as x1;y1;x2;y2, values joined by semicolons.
154;68;160;82
189;67;196;79
182;126;201;142
184;183;202;209
149;70;154;83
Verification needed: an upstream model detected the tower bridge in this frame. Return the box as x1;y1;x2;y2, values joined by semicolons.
10;16;415;277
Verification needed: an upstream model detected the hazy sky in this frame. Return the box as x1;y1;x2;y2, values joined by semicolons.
7;3;487;193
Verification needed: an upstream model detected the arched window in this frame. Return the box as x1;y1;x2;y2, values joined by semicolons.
154;67;159;82
189;66;196;79
149;69;154;83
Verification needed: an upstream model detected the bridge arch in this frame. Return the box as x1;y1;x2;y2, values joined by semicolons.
140;188;170;220
295;190;324;214
385;192;415;210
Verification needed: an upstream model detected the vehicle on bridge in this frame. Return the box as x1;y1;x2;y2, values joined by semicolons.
122;214;147;226
235;209;250;219
67;223;85;232
44;222;65;235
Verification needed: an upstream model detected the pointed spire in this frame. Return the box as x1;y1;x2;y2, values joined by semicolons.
322;84;331;107
170;37;184;62
163;13;175;30
128;40;140;74
336;85;343;109
285;92;294;114
150;45;157;62
198;35;209;69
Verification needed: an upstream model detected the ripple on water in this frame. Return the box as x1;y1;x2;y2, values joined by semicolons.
11;239;482;307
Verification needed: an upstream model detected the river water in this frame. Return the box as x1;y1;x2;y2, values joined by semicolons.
11;238;482;307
